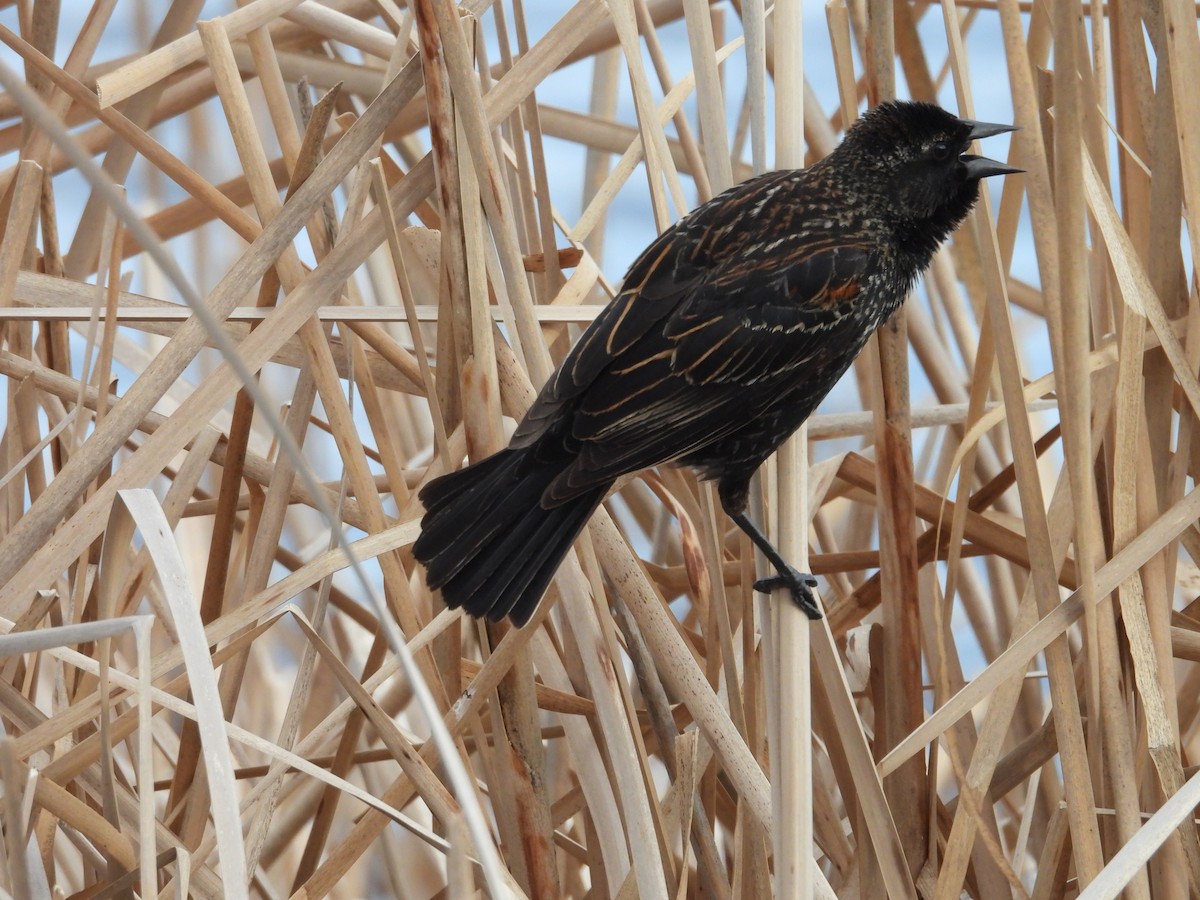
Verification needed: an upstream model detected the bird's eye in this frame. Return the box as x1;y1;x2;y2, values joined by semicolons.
930;141;952;162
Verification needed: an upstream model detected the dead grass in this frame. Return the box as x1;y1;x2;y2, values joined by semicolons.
0;0;1198;896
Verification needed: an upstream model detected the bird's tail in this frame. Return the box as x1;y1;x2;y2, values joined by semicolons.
413;449;607;625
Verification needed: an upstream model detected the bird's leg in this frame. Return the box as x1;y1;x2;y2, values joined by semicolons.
729;511;822;619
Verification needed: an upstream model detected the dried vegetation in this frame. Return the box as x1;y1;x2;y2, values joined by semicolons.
1;0;1199;896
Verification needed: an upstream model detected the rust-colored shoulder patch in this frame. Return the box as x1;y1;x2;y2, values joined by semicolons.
825;276;861;304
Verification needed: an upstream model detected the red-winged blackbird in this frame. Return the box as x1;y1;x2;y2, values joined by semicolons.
414;100;1019;626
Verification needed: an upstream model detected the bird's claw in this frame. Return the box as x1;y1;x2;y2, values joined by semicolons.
754;568;822;620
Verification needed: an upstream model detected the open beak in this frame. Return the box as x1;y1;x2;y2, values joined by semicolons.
961;153;1024;179
960;119;1022;178
964;119;1018;141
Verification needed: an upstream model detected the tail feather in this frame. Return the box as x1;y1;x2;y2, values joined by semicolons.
419;449;516;513
439;496;552;609
413;448;609;624
484;497;601;624
417;452;543;587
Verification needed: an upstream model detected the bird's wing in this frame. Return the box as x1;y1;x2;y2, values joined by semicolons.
540;242;872;495
509;226;703;447
511;169;806;448
665;240;871;386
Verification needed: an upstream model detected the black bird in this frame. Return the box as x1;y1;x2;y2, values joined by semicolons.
413;100;1019;626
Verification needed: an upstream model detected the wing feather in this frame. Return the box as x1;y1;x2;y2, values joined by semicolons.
510;228;699;448
667;243;869;385
509;174;876;503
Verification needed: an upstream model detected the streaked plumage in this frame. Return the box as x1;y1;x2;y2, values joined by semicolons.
414;100;1019;625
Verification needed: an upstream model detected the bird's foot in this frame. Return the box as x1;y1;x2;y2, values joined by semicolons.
753;567;822;620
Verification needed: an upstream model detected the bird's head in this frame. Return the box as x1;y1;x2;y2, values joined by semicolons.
835;100;1020;241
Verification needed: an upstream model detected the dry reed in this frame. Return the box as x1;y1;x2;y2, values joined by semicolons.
0;0;1197;897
